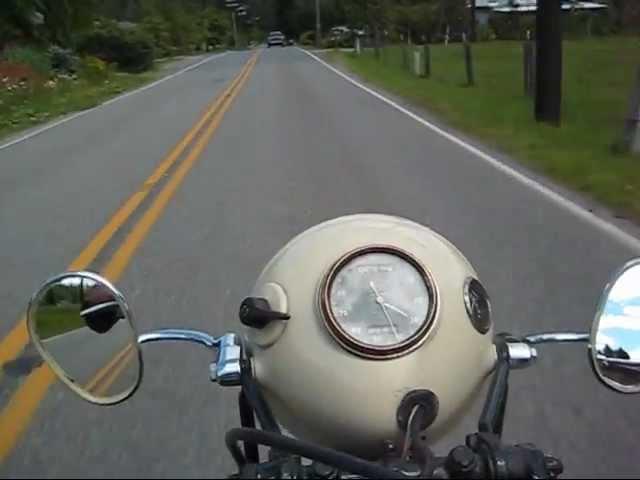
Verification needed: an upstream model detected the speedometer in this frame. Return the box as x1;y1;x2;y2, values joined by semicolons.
320;246;438;359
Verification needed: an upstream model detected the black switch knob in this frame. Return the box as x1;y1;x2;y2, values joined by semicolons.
545;455;564;478
239;297;290;329
446;446;477;475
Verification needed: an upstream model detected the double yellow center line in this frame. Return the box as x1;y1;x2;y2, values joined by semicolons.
85;344;135;397
0;51;260;463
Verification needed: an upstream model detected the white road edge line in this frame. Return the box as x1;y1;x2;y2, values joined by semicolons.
0;52;230;152
299;47;640;253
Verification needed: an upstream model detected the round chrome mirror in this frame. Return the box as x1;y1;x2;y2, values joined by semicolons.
590;259;640;394
27;271;142;405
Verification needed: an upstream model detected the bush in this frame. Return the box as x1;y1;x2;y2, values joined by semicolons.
3;46;51;77
300;30;316;46
488;13;536;40
49;46;79;74
326;36;353;49
140;15;174;58
157;6;205;55
320;38;333;49
476;24;497;42
564;12;614;37
202;8;231;50
79;56;109;83
77;24;154;73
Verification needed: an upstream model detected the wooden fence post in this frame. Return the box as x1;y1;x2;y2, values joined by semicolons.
619;65;640;154
523;30;537;97
413;48;422;76
463;33;475;86
424;44;431;78
523;40;533;96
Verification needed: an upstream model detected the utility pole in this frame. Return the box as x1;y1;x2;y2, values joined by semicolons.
232;11;238;49
470;0;477;42
315;0;322;48
535;0;563;126
225;0;240;50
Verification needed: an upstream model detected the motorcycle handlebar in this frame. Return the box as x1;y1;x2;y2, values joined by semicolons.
226;428;406;479
227;428;563;479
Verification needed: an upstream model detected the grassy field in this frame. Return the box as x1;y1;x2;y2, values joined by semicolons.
330;37;640;220
34;305;84;340
0;69;159;141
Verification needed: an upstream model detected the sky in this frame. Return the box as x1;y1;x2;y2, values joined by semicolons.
596;265;640;360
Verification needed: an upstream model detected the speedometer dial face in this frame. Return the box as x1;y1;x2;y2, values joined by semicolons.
321;246;437;359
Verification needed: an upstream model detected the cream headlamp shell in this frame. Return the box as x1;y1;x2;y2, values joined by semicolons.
244;214;496;458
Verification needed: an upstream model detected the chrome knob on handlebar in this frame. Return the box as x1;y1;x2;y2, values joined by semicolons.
505;342;538;370
211;334;243;386
137;329;244;387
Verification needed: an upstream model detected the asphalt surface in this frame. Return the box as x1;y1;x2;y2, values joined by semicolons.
42;321;137;394
1;47;640;478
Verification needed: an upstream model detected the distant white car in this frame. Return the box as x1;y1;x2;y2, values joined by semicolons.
267;31;286;48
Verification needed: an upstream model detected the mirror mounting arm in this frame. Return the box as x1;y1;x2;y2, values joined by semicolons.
138;329;243;387
138;329;220;349
524;332;590;345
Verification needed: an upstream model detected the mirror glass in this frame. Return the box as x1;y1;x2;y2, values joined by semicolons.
27;272;142;404
591;260;640;393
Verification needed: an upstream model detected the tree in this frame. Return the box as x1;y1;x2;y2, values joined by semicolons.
436;0;466;39
41;0;74;46
43;287;56;306
609;0;640;32
1;0;44;45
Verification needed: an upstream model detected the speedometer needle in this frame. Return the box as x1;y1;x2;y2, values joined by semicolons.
383;302;410;319
369;281;400;341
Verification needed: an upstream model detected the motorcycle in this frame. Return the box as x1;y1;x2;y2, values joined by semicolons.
26;214;640;479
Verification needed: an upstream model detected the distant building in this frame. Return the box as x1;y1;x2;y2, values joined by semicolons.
489;0;608;14
473;1;608;28
474;1;502;26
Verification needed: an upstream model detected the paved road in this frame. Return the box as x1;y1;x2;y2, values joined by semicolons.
1;47;639;478
42;320;137;395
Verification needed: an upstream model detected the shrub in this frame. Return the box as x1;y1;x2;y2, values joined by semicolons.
340;35;355;48
49;46;79;74
488;13;536;40
77;24;154;73
300;30;316;46
140;15;174;58
204;8;232;49
79;56;109;83
159;7;205;55
476;24;497;42
3;46;51;77
564;11;614;37
329;35;355;49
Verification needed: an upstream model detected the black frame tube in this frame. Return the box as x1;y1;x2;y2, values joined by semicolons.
479;337;510;436
225;428;406;479
240;370;281;434
238;390;260;463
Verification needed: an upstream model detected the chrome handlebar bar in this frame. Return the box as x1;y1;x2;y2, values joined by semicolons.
138;329;242;386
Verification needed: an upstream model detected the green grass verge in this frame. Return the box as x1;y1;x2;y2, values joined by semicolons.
35;305;84;340
329;37;640;220
0;69;159;141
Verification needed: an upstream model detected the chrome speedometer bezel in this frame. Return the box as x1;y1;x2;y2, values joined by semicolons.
320;245;439;360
